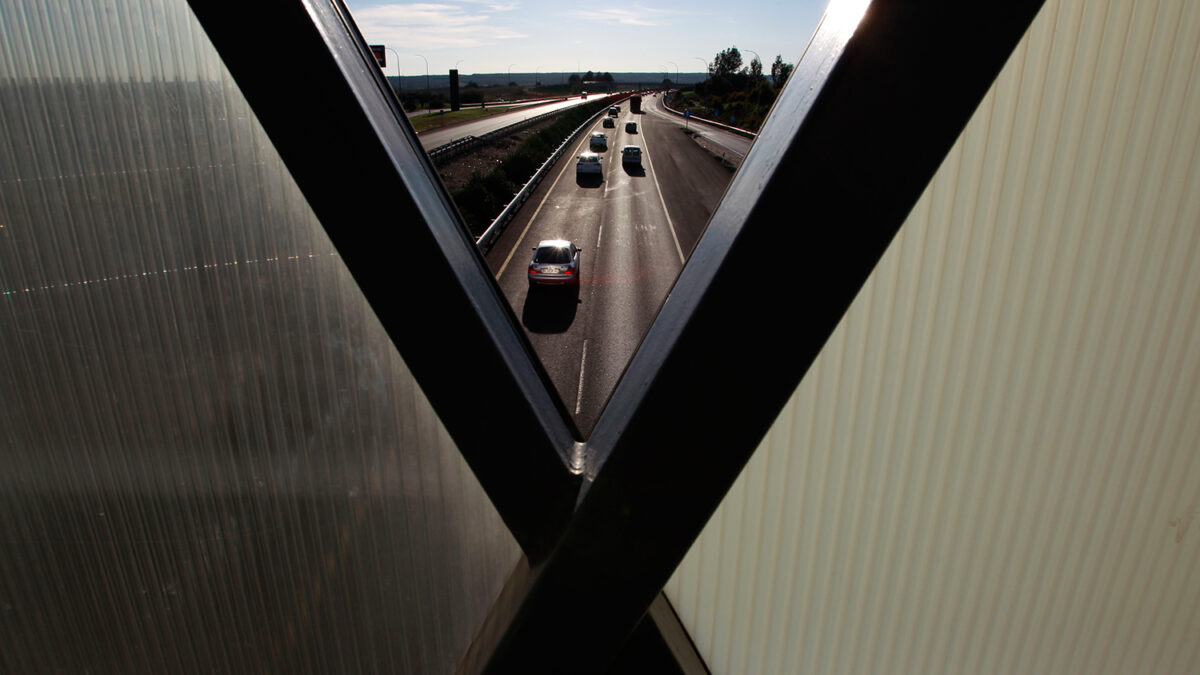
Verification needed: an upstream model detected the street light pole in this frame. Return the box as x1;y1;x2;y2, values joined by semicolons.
666;60;679;86
386;48;402;94
745;49;762;82
694;57;708;80
414;53;429;107
743;49;764;127
508;63;515;87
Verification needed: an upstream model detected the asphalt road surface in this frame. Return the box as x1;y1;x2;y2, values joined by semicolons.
485;94;748;434
417;94;603;150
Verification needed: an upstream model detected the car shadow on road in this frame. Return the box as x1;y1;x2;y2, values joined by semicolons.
521;284;581;333
575;174;603;188
622;164;645;177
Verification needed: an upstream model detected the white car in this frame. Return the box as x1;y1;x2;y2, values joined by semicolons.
621;145;642;165
576;151;603;175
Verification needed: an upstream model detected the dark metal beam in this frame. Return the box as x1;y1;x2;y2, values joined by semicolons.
608;593;710;675
473;0;1047;670
459;567;709;675
184;0;581;561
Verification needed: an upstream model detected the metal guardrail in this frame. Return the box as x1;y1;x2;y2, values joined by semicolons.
661;93;757;139
427;103;572;167
427;135;479;166
475;96;620;253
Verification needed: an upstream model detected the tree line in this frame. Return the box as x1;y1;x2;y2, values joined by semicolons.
568;71;616;86
684;46;794;131
708;47;794;88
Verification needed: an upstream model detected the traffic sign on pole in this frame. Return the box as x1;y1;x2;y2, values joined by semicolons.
369;45;386;68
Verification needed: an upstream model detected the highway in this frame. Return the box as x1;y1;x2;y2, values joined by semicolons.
485;93;748;434
648;98;755;164
417;94;601;150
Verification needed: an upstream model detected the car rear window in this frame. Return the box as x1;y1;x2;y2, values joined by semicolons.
535;247;572;264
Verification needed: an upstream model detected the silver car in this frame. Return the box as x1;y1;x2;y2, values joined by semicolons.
621;145;642;165
528;240;581;287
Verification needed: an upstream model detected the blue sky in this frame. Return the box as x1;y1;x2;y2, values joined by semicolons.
344;0;830;77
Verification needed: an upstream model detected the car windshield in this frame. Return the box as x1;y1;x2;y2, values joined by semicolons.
534;247;572;264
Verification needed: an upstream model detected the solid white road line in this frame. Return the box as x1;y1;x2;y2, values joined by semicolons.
575;339;589;415
637;125;686;264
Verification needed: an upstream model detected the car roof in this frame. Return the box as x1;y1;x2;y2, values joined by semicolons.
536;239;573;249
578;151;600;159
622;145;641;151
591;131;605;136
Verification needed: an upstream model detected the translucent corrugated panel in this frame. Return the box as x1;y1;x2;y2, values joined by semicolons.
0;1;519;671
665;0;1200;672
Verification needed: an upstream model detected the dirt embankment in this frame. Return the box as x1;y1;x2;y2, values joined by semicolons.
432;117;562;195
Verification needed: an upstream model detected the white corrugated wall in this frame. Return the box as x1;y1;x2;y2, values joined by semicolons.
664;0;1200;672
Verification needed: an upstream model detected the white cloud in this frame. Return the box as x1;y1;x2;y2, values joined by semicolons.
352;3;527;50
568;8;657;26
567;3;704;27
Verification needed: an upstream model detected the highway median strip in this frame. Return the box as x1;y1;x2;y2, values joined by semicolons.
442;98;619;245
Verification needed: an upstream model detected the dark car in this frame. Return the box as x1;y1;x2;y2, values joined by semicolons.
528;240;581;287
603;117;615;128
625;121;638;133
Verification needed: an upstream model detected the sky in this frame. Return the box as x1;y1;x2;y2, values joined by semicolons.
343;0;830;78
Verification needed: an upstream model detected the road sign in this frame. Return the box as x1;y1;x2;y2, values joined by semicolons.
369;45;386;68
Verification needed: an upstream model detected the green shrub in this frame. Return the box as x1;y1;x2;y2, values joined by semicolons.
451;100;607;237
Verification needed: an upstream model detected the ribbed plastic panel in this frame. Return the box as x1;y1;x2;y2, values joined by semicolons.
665;0;1200;672
0;1;519;671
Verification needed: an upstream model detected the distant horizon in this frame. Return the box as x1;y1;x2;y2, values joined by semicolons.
385;71;710;89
